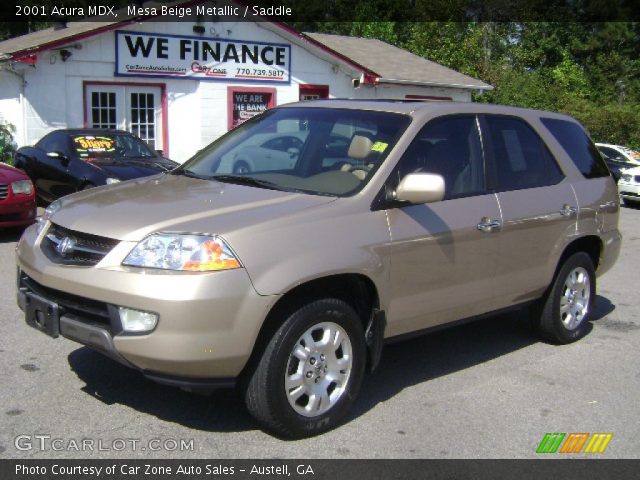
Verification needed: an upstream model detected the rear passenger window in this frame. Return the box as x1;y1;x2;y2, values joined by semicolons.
541;118;610;179
485;116;564;191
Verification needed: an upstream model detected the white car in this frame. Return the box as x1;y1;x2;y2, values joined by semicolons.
596;143;640;163
225;132;307;174
617;165;640;206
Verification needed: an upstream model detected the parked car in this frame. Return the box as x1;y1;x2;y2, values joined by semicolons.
14;129;178;203
0;162;36;229
220;132;307;174
596;142;640;182
617;165;640;206
16;101;620;438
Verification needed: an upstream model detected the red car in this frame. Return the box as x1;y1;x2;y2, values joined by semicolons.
0;162;36;228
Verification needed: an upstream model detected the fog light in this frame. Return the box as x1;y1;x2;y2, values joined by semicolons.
118;307;158;332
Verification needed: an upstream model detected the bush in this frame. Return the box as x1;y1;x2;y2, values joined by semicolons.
0;121;16;165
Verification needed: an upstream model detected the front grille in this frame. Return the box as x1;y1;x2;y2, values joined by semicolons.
0;183;8;200
20;273;113;328
41;223;119;266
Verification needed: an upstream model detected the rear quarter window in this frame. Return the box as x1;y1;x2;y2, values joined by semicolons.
485;116;564;191
541;118;610;179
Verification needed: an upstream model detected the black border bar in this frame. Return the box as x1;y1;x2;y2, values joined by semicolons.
2;459;640;480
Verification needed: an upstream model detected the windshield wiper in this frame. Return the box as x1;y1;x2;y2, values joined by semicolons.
173;168;212;180
211;175;285;191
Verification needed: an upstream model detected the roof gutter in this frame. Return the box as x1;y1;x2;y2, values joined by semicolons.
375;77;494;91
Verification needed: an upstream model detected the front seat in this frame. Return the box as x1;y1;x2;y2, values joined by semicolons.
422;140;469;197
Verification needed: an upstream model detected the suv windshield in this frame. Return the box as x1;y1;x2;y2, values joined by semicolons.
72;134;156;159
176;107;411;196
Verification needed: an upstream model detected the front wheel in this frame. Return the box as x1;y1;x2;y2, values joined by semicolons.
243;298;366;438
535;252;596;344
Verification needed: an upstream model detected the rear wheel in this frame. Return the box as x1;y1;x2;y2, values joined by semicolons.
536;252;595;344
244;298;366;438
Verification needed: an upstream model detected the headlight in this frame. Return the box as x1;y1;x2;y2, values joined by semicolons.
123;233;242;271
106;177;121;185
36;199;62;235
11;179;33;195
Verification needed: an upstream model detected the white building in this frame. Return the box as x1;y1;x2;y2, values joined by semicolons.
0;14;492;162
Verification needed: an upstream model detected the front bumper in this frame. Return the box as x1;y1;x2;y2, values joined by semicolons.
0;193;36;227
16;223;278;382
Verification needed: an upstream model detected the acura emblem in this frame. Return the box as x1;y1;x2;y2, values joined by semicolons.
56;237;76;256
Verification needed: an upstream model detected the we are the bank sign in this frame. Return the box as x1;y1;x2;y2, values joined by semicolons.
115;31;291;84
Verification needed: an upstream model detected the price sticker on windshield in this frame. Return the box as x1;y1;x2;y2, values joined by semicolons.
371;141;388;153
73;136;116;154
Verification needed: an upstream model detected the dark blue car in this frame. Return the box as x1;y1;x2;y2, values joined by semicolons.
14;129;178;203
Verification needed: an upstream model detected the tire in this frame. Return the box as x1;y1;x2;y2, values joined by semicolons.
232;161;251;174
244;298;366;438
535;252;596;344
622;198;638;208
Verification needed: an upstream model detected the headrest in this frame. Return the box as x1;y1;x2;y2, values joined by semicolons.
348;135;373;160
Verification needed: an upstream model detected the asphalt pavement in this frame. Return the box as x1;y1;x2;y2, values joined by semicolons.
0;207;638;459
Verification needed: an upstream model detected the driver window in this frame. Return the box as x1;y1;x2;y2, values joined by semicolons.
394;116;485;200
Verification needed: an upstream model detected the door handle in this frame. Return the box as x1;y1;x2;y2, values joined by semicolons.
477;217;501;233
559;204;577;217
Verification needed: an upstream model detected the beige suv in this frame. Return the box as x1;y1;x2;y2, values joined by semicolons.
16;101;621;438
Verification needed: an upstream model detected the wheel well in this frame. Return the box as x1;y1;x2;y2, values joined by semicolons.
239;274;379;383
559;236;602;271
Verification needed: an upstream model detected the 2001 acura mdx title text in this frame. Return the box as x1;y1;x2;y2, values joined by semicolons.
16;100;621;438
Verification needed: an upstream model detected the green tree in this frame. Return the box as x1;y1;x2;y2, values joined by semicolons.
0;121;16;165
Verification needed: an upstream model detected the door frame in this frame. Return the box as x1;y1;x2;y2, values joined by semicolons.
82;81;169;155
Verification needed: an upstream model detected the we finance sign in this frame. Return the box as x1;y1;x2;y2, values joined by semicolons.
116;31;291;83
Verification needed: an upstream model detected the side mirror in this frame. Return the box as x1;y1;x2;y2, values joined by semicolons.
395;173;445;204
46;151;69;162
155;149;164;157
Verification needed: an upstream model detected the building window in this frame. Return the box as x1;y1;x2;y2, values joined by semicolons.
299;84;329;101
91;92;117;129
130;93;155;148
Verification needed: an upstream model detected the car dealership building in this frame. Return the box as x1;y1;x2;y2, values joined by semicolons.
0;10;492;162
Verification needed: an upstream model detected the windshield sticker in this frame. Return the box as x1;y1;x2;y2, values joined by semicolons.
371;141;388;153
73;136;116;153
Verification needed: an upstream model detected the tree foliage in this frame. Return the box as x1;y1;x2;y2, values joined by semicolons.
306;21;640;148
0;121;16;165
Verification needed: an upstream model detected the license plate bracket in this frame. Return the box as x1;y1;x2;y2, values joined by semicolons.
24;292;61;338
